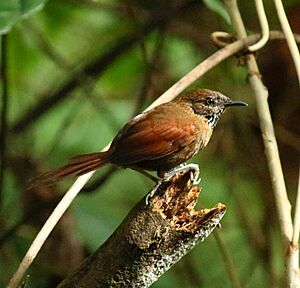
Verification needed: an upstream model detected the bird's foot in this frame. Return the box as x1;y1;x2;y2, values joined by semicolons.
164;163;201;185
145;164;200;205
131;167;160;182
145;178;163;205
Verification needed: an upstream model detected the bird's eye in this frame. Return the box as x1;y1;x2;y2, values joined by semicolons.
206;98;216;105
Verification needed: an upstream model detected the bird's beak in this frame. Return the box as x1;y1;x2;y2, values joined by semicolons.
225;99;248;107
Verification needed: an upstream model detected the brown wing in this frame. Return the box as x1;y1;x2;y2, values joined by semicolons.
109;103;196;166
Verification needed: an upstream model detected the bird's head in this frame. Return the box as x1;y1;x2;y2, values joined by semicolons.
178;89;248;128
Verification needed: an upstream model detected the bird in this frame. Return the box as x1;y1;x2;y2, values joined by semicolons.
31;88;247;186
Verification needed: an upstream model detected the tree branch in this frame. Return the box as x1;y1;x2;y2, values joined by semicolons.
224;0;293;246
224;0;297;285
57;171;226;287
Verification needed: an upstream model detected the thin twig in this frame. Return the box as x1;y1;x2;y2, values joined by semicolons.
0;34;8;210
124;0;149;64
0;214;32;247
214;230;242;288
287;167;300;287
273;0;300;86
7;172;94;288
23;21;72;71
211;30;300;48
225;0;293;244
292;167;300;246
47;98;84;156
248;0;269;52
177;255;202;286
134;29;166;115
82;166;118;193
224;0;296;285
250;78;293;239
7;33;263;288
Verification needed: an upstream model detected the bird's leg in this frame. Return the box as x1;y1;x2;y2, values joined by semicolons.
145;178;164;205
128;167;161;205
130;167;160;182
145;164;201;205
164;163;201;185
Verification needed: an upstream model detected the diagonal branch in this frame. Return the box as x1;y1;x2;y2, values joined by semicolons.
57;171;226;287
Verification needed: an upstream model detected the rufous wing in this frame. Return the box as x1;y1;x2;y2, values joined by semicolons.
109;105;197;166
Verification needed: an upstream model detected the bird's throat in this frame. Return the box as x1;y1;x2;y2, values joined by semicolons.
205;110;223;128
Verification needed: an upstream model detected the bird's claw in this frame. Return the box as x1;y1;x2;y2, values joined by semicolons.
145;179;163;205
164;163;201;185
189;164;201;185
145;163;201;205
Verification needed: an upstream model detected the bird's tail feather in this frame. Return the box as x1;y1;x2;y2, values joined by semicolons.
29;151;110;187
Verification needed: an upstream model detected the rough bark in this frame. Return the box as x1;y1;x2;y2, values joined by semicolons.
58;170;226;287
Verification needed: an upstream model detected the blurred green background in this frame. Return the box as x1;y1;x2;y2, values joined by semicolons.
0;0;299;287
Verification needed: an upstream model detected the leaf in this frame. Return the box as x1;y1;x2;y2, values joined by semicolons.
0;0;48;35
203;0;231;24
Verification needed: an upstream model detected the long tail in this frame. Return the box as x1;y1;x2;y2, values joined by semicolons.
29;151;110;187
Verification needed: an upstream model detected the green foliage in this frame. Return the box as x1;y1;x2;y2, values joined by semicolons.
164;37;203;78
1;0;299;287
203;0;231;24
0;0;48;34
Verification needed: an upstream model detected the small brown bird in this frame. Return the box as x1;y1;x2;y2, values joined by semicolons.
33;89;247;185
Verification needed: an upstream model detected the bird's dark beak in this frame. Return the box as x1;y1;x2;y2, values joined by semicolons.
225;99;248;107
